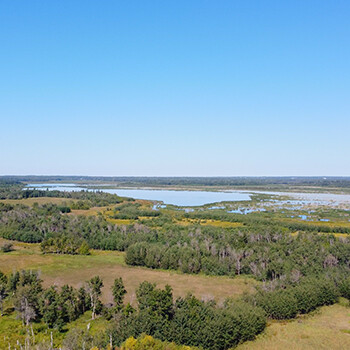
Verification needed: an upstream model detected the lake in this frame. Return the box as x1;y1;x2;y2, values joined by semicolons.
25;183;251;206
25;184;350;207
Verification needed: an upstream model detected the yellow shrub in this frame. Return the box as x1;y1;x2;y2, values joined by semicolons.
120;334;198;350
122;336;138;349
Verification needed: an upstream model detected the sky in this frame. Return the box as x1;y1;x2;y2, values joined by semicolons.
0;1;349;176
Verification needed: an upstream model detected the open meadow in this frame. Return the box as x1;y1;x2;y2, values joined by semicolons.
237;302;350;350
0;238;257;305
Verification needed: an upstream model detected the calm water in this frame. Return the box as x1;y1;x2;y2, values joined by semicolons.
25;183;251;206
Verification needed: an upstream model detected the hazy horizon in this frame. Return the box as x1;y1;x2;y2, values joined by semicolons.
1;175;349;179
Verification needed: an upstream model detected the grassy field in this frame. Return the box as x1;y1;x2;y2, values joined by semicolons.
236;303;350;350
0;239;257;305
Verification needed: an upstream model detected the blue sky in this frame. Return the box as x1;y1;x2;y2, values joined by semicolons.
0;1;349;176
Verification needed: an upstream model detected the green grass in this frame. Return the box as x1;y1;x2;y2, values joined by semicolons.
236;302;350;350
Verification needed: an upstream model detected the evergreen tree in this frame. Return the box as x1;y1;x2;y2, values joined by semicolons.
112;277;127;312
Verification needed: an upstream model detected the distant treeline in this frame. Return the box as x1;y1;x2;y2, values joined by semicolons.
2;176;350;188
0;185;126;207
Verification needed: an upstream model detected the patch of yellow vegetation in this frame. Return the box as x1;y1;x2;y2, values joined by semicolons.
106;218;133;225
138;216;156;220
334;233;350;238
201;219;243;228
103;209;115;216
121;334;198;350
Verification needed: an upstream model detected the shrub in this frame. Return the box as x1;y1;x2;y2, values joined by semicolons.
339;277;350;300
78;241;91;255
256;289;298;319
1;242;14;252
125;243;148;266
314;278;339;305
293;283;319;314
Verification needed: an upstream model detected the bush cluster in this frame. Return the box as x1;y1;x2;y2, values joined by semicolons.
253;277;339;319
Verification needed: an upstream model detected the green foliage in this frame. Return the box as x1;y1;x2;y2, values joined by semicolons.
60;285;84;322
39;286;65;330
12;271;43;325
0;272;8;315
339;276;350;299
111;283;266;350
0;183;123;207
112;277;127;311
136;282;173;320
113;202;161;220
78;241;91;255
169;295;266;350
125;243;149;266
255;289;298;320
62;327;106;350
7;271;20;293
70;200;91;210
58;206;71;213
253;277;340;319
41;236;90;255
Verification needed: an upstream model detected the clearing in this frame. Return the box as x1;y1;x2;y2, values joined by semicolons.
0;239;257;305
